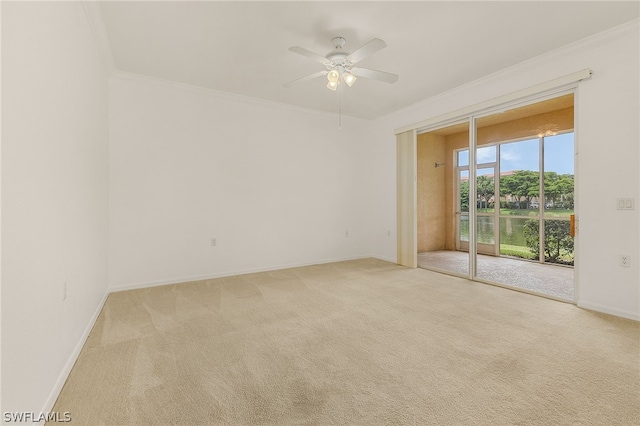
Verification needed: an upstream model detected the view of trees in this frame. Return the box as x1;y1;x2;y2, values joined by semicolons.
543;171;574;209
460;180;469;212
459;170;574;211
499;170;574;209
500;171;538;209
458;175;497;210
476;175;494;209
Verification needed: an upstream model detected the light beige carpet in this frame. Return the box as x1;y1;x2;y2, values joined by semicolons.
51;258;639;425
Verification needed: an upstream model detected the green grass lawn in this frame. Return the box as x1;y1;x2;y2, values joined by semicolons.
499;244;573;265
499;244;536;259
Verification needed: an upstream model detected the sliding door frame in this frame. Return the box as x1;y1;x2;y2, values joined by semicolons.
396;70;588;300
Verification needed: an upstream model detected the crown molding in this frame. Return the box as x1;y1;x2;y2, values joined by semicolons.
491;17;639;82
81;0;116;75
110;70;363;122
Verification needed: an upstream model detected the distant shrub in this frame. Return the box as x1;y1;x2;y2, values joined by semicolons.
523;219;574;265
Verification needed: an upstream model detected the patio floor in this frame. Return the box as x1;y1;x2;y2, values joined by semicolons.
417;250;574;301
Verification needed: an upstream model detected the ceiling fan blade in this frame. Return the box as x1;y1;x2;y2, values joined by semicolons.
347;38;387;64
288;46;328;64
283;70;328;88
351;67;398;84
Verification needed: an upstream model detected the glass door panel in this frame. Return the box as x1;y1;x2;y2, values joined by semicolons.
543;132;575;267
458;169;469;251
498;138;540;263
472;94;574;300
543;133;574;217
476;115;543;287
476;166;496;256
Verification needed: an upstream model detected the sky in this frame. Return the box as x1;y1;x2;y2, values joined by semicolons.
458;132;574;175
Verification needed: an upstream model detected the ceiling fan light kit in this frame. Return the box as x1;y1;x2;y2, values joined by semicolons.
327;69;340;83
285;36;398;91
343;72;356;87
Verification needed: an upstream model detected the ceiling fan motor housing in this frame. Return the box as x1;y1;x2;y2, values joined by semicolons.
326;37;350;67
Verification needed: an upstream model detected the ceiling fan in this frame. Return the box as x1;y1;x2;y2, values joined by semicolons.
284;36;398;91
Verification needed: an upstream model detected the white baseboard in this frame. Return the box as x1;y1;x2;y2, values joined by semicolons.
577;300;640;321
371;255;397;264
108;254;374;293
37;291;109;425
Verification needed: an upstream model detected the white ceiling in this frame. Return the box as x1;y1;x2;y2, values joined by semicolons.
99;1;639;119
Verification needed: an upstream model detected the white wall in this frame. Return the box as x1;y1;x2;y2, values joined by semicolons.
109;74;372;290
369;20;640;320
1;1;110;415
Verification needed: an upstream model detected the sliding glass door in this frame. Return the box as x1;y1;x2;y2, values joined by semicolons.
416;93;575;301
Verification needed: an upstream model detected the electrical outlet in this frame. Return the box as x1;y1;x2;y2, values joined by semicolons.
211;238;217;247
619;255;630;267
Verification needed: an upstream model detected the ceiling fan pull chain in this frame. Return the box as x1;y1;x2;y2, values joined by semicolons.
339;89;342;130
